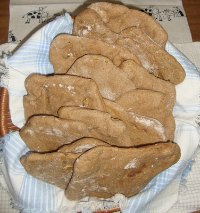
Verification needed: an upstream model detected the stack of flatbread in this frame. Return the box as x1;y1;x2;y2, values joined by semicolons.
19;2;184;201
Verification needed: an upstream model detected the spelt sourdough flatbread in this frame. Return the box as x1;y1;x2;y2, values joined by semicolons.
88;2;167;47
58;138;110;154
20;116;96;152
23;74;105;120
104;99;166;142
120;27;185;84
20;138;109;189
68;55;136;100
73;9;118;44
116;90;175;140
120;60;176;108
73;8;185;84
58;106;166;146
49;34;140;74
73;9;158;75
65;143;181;200
20;152;77;189
20;112;128;152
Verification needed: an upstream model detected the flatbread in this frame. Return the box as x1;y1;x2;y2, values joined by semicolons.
119;60;176;108
58;107;131;146
20;138;109;189
73;8;185;84
58;138;110;154
20;152;77;189
116;90;175;140
120;27;185;84
88;2;167;47
24;74;105;120
68;55;136;100
20;112;128;152
20;116;95;152
50;34;140;74
58;106;166;146
65;143;180;200
104;99;166;142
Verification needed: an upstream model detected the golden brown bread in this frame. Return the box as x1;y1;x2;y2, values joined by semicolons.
104;99;167;142
88;2;168;47
49;34;140;74
65;143;180;200
119;60;176;109
20;152;76;189
120;27;185;84
20;111;129;152
58;138;110;154
20;2;183;201
73;8;185;84
68;55;136;100
23;74;105;120
59;106;167;146
115;90;175;140
20;138;109;189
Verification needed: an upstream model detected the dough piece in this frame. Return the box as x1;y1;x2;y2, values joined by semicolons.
120;27;185;84
24;74;105;120
73;8;184;84
20;152;77;189
88;2;167;47
68;55;135;100
65;143;181;200
116;90;175;140
20;112;128;152
58;106;166;146
20;138;109;189
58;138;110;154
49;34;140;74
104;99;166;142
120;60;176;108
73;9;158;75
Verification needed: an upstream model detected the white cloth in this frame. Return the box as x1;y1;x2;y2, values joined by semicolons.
0;12;200;213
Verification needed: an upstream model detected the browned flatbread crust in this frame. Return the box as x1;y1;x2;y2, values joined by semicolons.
24;74;105;120
20;138;109;189
65;143;180;200
50;34;140;74
58;138;110;154
58;106;166;146
20;116;96;152
115;90;175;140
73;8;185;84
73;8;158;76
120;27;185;84
119;60;176;108
88;2;168;47
68;55;136;100
20;111;129;152
20;152;77;189
20;2;182;200
104;99;166;142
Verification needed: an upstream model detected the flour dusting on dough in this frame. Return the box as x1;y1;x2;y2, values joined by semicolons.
101;87;117;100
124;159;137;169
45;128;63;137
129;112;166;140
74;144;96;153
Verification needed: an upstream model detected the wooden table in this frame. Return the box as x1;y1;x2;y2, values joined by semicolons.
0;0;200;44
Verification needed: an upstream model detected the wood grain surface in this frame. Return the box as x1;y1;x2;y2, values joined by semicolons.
0;0;200;44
